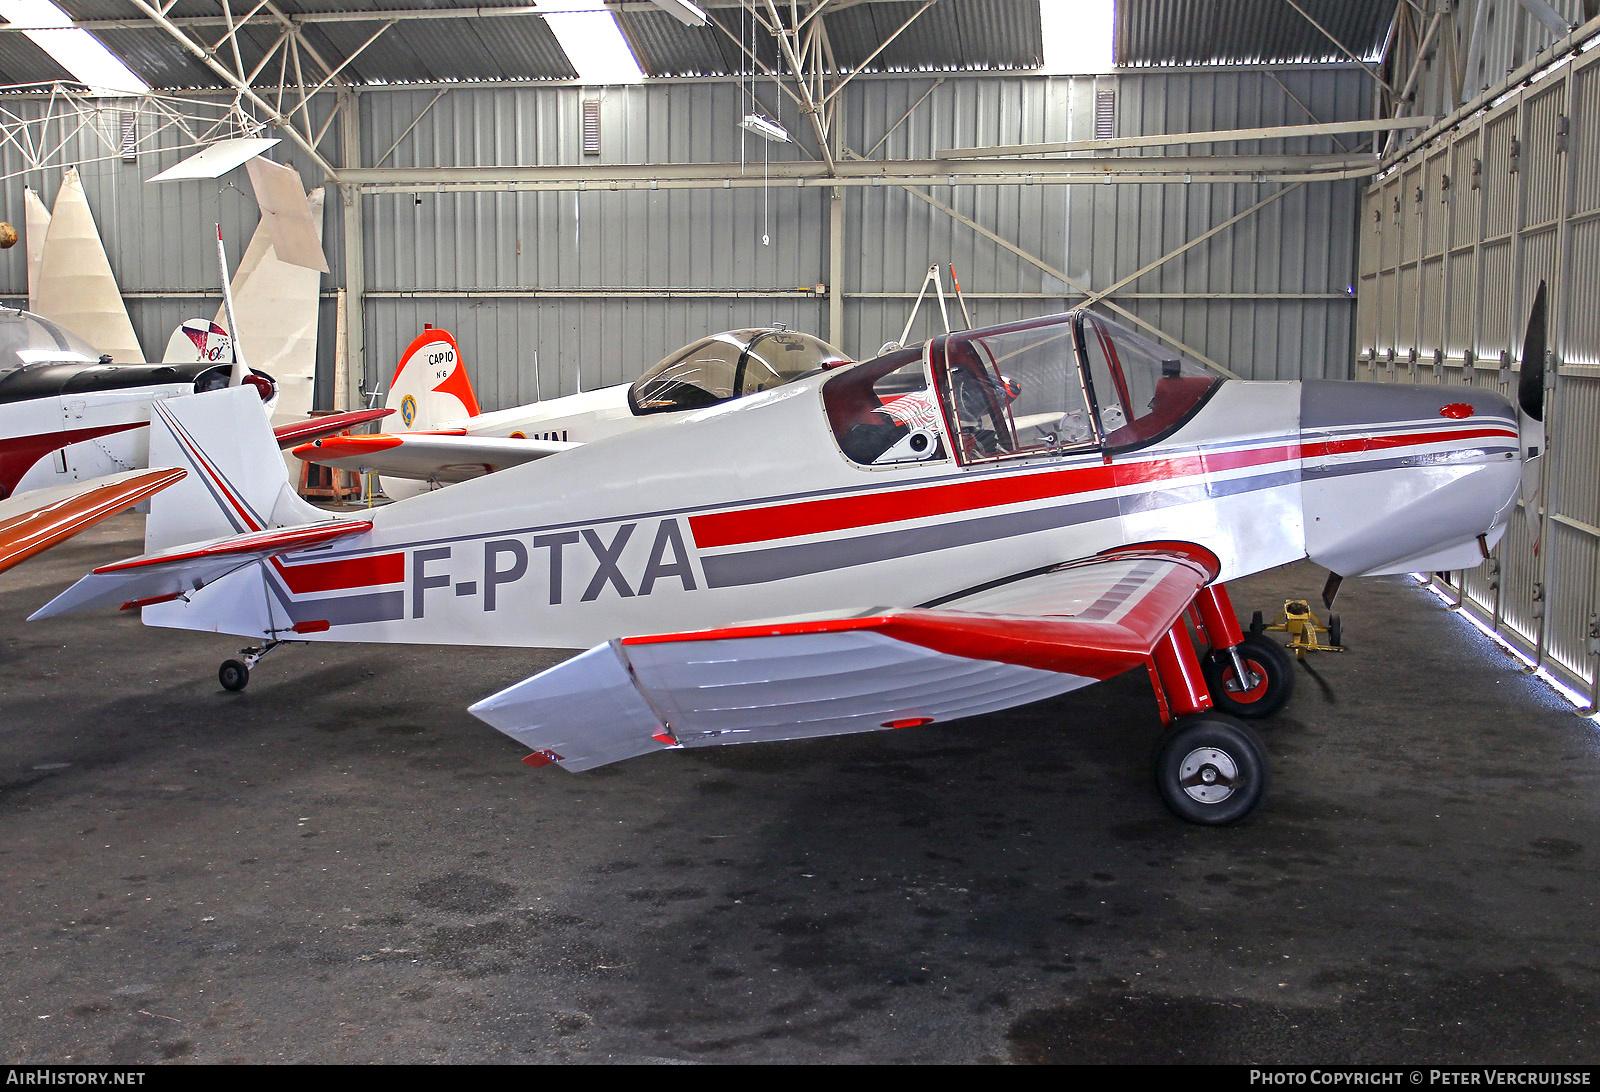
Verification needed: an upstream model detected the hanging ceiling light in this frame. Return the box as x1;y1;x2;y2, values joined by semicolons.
739;113;790;142
649;0;708;26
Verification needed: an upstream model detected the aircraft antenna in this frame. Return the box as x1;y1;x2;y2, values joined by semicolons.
216;225;248;387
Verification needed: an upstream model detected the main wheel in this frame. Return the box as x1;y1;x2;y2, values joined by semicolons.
219;659;250;692
1154;714;1269;825
1201;633;1295;718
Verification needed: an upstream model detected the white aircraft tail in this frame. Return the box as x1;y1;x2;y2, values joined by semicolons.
386;326;479;431
143;385;327;554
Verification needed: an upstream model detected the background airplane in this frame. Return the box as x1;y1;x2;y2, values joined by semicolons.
294;325;853;499
29;304;1539;826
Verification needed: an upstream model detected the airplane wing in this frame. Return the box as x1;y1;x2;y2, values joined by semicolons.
0;467;186;576
293;431;580;482
29;518;372;618
470;543;1219;771
271;408;394;449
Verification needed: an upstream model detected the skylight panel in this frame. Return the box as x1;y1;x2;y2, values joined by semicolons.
539;0;645;84
1040;0;1114;75
0;0;149;95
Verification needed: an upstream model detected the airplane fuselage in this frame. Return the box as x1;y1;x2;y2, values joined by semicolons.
144;369;1521;652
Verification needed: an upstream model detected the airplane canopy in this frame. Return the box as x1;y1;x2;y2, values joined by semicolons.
628;328;851;416
0;308;102;378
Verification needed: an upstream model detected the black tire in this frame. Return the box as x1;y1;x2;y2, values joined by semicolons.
1249;609;1265;636
1153;714;1269;826
1201;634;1295;718
219;659;249;692
1328;614;1343;649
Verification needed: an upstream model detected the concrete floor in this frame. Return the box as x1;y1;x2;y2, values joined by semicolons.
2;513;1598;1064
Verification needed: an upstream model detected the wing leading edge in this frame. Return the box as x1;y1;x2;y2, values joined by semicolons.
469;543;1219;771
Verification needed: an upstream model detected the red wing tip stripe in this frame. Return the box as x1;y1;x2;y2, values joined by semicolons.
92;521;373;574
623;616;896;646
522;750;562;768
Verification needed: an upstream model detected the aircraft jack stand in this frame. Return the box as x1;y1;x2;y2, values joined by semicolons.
218;640;285;692
1250;600;1344;660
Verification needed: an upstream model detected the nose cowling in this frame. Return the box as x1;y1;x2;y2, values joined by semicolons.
1300;381;1521;578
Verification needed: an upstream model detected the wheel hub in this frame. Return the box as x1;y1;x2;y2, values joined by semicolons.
1177;747;1239;803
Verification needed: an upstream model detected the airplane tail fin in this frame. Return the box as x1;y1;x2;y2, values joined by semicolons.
142;385;326;554
161;318;234;365
386;326;479;431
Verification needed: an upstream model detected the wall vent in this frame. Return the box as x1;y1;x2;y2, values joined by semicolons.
119;111;137;162
1094;89;1115;141
582;99;601;156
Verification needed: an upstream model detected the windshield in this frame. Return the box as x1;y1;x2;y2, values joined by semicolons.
823;345;948;466
629;328;851;416
933;314;1096;463
1079;316;1221;450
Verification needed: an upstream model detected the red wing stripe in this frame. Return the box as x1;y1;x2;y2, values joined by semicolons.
93;520;371;574
623;554;1208;678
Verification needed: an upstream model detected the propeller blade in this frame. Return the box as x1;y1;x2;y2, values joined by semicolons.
1518;281;1546;423
1516;281;1548;553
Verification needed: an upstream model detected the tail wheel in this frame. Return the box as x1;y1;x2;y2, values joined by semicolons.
219;659;249;692
1153;714;1269;826
1201;633;1295;718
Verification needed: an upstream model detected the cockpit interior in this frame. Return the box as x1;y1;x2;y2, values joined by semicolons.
823;311;1222;468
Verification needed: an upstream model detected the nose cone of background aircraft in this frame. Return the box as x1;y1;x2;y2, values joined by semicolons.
1300;381;1521;578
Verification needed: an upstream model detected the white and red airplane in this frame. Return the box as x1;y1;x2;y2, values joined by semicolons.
28;303;1543;825
294;324;853;499
0;308;388;571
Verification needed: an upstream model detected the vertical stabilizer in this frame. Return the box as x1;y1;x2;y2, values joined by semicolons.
34;167;144;363
386;328;479;431
215;187;326;428
143;385;325;554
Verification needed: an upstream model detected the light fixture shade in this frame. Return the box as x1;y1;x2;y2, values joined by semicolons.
740;114;790;143
650;0;708;26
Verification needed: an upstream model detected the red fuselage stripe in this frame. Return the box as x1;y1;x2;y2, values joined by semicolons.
687;426;1516;550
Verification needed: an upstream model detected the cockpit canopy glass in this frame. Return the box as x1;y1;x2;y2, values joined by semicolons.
0;309;101;378
629;328;851;416
1079;315;1221;450
935;314;1096;463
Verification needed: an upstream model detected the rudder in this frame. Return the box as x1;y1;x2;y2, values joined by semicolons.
387;327;479;432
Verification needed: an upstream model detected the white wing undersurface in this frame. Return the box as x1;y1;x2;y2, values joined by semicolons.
293;431;579;482
470;543;1219;771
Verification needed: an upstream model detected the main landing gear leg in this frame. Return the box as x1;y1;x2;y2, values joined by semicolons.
1193;583;1295;719
219;640;285;692
1146;623;1269;825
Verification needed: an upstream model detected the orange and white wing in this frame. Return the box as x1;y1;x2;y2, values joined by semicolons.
470;543;1218;771
0;468;185;576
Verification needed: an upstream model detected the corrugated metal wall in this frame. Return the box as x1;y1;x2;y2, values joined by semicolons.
0;96;342;394
1;67;1368;411
1355;36;1600;702
358;68;1368;403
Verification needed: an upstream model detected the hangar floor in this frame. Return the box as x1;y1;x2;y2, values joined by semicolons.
2;513;1598;1064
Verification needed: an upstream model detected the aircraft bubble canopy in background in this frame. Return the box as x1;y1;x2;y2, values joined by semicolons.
296;326;854;498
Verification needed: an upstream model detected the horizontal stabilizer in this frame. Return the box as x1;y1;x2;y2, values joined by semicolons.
30;518;370;619
294;431;579;482
470;544;1217;771
272;408;394;449
0;468;185;576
